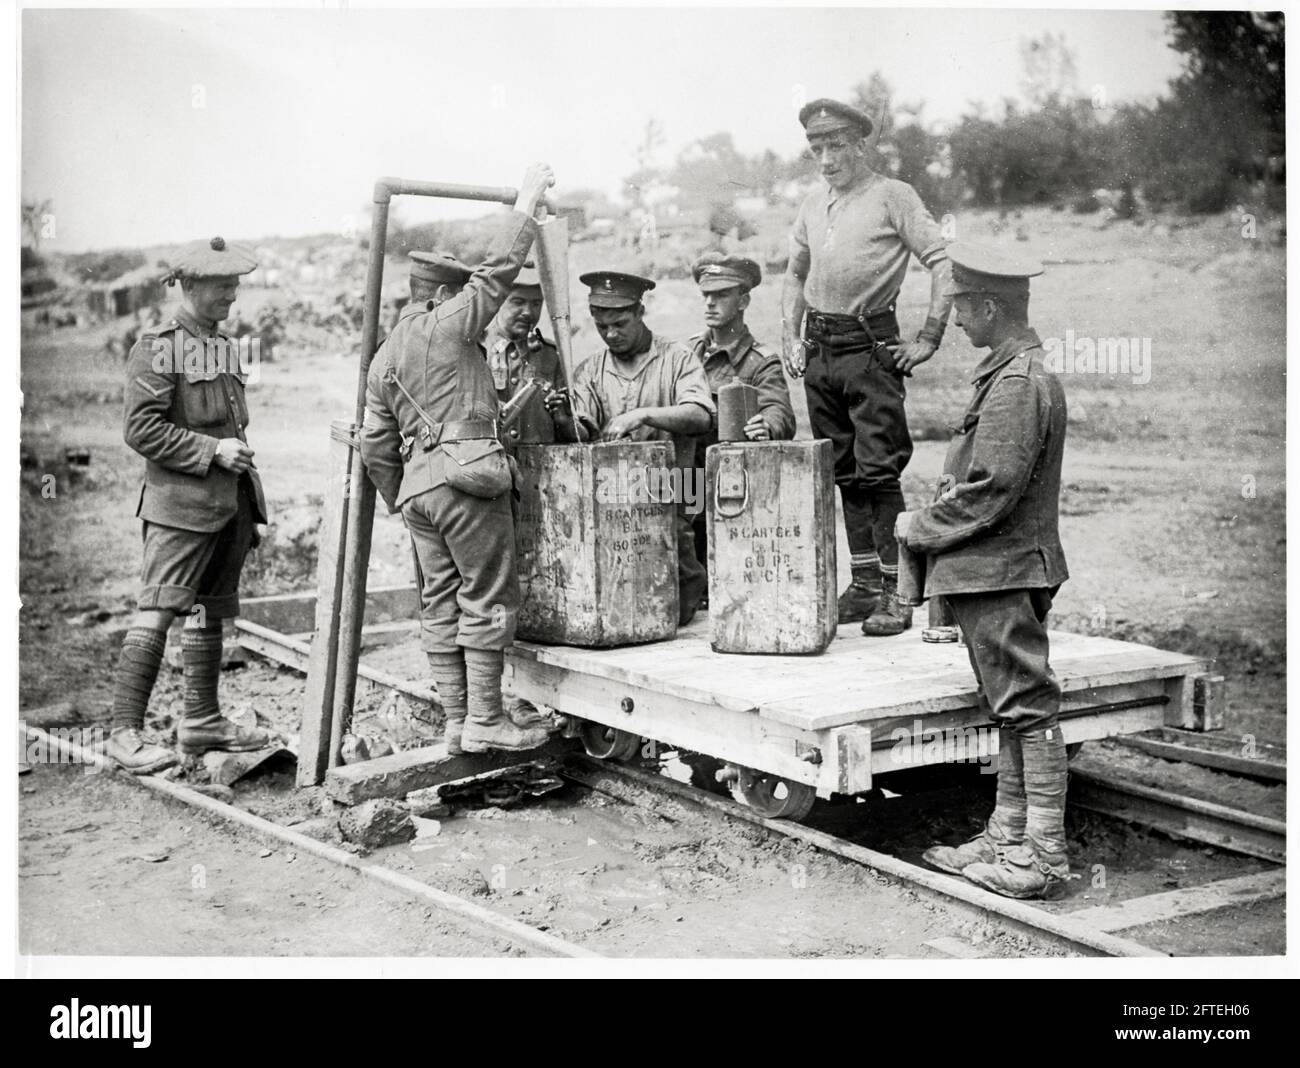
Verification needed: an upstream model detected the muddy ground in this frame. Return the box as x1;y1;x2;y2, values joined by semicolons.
16;207;1287;961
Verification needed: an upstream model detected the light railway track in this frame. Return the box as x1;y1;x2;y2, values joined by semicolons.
225;633;1285;957
1070;768;1285;864
558;753;1286;959
21;726;598;960
23;718;1284;960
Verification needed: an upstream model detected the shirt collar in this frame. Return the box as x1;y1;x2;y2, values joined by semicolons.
398;299;430;322
703;325;755;368
173;306;222;337
624;325;653;358
970;326;1043;384
483;322;512;355
826;167;877;208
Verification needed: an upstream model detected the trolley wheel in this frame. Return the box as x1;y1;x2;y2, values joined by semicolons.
577;721;642;762
730;770;817;822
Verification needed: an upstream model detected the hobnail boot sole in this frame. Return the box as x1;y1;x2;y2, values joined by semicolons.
460;728;550;754
922;847;985;877
110;752;179;775
176;737;274;757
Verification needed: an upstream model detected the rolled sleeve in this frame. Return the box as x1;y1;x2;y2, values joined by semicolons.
123;338;220;476
671;348;716;420
907;374;1044;553
788;200;812;277
568;357;606;438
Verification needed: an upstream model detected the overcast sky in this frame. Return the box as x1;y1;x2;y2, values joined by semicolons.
21;3;1187;252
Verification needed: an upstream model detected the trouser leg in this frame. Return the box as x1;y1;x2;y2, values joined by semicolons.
676;506;706;626
946;588;1069;896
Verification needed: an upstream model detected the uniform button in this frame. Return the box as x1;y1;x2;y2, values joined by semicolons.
509;429;519;439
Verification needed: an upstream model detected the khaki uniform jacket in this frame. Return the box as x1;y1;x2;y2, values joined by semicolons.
907;327;1069;596
689;326;796;446
484;326;566;446
360;211;537;511
124;307;267;533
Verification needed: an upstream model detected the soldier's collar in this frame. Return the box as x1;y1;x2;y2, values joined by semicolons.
970;326;1043;384
702;324;755;367
620;325;653;359
173;305;223;338
826;167;878;206
398;299;432;321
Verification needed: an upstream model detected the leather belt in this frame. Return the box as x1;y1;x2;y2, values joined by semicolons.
806;306;897;336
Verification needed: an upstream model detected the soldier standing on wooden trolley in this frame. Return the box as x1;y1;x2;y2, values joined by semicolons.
546;271;715;626
105;237;275;773
359;162;557;755
481;262;564;727
782;97;953;636
896;242;1070;899
687;252;795;598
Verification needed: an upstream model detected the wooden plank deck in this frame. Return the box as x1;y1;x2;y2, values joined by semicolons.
509;608;1207;732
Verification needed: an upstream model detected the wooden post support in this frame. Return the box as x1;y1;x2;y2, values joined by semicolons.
298;420;355;786
1193;674;1226;732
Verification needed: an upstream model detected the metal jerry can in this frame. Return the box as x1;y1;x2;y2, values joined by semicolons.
706;439;837;654
514;441;679;647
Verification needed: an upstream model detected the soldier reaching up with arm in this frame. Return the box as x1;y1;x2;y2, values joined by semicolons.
359;162;557;755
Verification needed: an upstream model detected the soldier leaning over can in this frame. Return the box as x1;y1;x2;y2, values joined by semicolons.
546;270;716;626
359;162;558;755
105;237;275;773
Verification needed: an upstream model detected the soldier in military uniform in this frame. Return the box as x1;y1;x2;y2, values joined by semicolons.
782;97;953;636
480;261;564;727
105;237;275;773
896;242;1070;899
483;262;566;448
360;162;556;755
546;271;715;626
686;253;795;595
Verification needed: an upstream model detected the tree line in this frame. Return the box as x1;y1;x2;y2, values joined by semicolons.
633;12;1284;220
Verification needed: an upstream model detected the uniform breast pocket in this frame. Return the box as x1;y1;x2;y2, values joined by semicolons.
181;371;227;428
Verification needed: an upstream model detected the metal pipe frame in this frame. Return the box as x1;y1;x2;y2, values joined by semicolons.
329;177;532;771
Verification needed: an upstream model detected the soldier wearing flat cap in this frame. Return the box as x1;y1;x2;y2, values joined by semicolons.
687;252;796;592
360;163;558;756
106;236;275;773
894;242;1071;899
547;270;715;625
783;96;954;637
481;262;565;447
